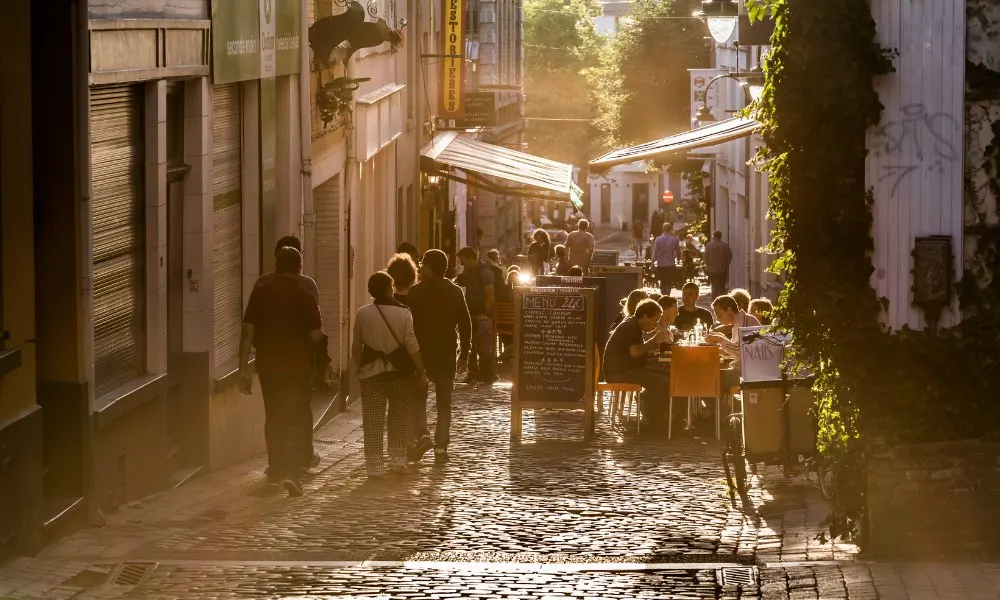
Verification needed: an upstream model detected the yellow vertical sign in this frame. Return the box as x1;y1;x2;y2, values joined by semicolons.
440;0;465;120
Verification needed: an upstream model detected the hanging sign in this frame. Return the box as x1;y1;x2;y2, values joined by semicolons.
212;0;301;84
689;68;722;127
440;0;466;121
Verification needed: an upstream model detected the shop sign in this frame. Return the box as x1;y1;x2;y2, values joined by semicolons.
212;0;301;84
440;0;465;120
689;68;722;128
463;92;495;126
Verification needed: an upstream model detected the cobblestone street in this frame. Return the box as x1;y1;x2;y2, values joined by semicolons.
2;382;995;599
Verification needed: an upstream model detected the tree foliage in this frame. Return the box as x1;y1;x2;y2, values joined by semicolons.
589;0;709;148
523;0;603;166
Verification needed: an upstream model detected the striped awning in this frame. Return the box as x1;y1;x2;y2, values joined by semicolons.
422;132;584;208
590;117;760;169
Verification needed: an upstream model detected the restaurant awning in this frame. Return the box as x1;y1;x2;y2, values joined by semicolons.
421;132;584;209
589;117;760;170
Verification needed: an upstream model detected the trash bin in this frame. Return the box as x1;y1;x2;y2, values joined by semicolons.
740;377;815;457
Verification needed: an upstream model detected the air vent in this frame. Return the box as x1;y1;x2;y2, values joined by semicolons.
108;562;156;586
719;566;757;587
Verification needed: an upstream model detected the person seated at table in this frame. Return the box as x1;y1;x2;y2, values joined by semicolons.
730;288;751;312
674;282;715;332
603;299;671;427
568;265;584;276
748;297;774;326
705;294;760;389
656;295;679;351
610;289;649;332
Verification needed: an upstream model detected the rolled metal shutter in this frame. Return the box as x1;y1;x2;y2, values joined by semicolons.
91;85;145;396
212;84;244;370
315;175;340;371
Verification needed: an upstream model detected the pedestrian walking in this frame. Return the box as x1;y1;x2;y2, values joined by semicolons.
527;229;551;276
455;247;497;384
408;249;472;464
704;231;733;299
565;219;596;274
385;253;427;460
239;246;327;497
650;207;666;238
631;220;645;257
352;271;428;477
651;224;682;295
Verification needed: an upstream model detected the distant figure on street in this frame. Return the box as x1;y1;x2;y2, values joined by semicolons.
527;229;551;276
650;207;666;238
352;271;427;477
455;247;497;385
397;242;419;263
408;250;472;465
239;247;328;497
565;219;596;273
387;253;418;307
554;244;570;275
674;282;715;332
651;224;682;295
704;231;733;298
631;219;645;256
603;299;671;428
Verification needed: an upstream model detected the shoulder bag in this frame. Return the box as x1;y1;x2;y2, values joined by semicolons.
374;305;417;376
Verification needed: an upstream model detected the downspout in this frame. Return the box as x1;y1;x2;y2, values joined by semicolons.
340;60;358;406
76;0;98;525
744;134;751;292
299;0;315;276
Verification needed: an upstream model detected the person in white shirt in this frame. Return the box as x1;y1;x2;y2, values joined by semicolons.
705;294;760;390
351;271;428;477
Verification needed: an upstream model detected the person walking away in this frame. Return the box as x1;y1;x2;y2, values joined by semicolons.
565;219;596;274
239;247;327;496
651;225;682;295
385;253;427;460
650;207;665;239
554;244;570;275
674;282;715;331
527;230;551;276
352;271;428;477
704;231;733;299
408;250;472;464
603;299;671;429
631;220;645;257
456;247;497;384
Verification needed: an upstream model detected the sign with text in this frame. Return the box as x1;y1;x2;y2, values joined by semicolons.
689;68;722;128
440;0;465;120
534;275;608;349
463;91;496;127
590;249;619;267
212;0;300;84
738;326;791;383
512;287;596;440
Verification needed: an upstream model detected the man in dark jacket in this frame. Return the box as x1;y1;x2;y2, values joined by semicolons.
407;249;473;463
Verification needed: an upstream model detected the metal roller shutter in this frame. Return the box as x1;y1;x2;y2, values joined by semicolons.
212;84;244;370
91;85;146;397
315;175;341;371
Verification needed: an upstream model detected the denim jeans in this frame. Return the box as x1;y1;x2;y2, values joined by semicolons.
470;315;495;381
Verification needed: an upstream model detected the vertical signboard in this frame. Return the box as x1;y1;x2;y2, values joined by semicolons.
440;0;465;122
259;0;277;271
211;0;300;84
689;68;722;128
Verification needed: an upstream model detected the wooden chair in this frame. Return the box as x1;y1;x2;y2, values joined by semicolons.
593;345;643;433
668;345;722;440
494;300;515;359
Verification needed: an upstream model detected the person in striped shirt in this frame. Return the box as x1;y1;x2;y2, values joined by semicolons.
703;231;733;299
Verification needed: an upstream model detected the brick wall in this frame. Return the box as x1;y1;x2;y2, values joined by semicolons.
867;440;1000;559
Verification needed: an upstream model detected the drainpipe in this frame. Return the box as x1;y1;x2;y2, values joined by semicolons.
744;134;751;292
299;0;315;277
76;0;99;525
340;59;358;406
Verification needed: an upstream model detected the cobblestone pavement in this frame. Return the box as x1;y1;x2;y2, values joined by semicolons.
16;379;978;600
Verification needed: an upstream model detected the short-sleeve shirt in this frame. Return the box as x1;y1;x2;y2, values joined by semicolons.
243;275;322;376
603;316;646;376
456;262;495;316
565;230;595;267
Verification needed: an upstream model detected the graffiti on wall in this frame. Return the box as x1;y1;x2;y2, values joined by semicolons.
873;103;960;197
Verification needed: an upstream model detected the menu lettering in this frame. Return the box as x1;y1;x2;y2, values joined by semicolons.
517;290;589;403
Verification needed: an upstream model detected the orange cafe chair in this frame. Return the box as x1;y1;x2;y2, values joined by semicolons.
668;344;722;440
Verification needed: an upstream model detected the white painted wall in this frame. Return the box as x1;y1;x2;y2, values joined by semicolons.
587;163;661;230
867;0;965;330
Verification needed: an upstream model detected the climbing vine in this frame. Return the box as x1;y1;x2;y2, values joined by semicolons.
748;0;1000;545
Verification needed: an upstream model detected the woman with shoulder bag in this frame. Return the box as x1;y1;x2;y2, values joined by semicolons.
352;271;428;477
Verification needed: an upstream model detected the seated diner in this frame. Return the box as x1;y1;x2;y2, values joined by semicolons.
705;294;760;389
603;299;671;427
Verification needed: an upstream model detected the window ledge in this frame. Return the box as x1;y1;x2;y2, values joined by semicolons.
0;347;22;379
94;373;168;431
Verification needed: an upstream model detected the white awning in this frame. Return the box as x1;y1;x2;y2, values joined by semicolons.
590;117;760;169
422;132;583;208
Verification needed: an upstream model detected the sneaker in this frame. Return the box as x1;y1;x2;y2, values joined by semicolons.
434;449;450;464
409;436;434;463
282;478;304;497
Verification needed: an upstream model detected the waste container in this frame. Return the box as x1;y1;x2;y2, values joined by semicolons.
740;377;815;458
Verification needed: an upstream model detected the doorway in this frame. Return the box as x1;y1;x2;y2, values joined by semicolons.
632;183;650;225
600;184;611;223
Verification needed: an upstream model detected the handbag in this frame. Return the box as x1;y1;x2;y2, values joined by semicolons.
374;305;417;376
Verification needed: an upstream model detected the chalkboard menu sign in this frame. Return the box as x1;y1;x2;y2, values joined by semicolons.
511;287;596;440
591;249;620;267
535;275;609;349
589;265;644;335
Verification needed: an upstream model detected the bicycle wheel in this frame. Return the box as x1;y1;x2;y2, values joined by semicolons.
816;458;835;501
729;415;748;496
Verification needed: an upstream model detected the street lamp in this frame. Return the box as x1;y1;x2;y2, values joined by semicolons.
697;0;740;44
427;173;442;186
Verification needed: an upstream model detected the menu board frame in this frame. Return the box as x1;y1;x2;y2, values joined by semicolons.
534;275;608;349
590;249;620;267
511;287;596;441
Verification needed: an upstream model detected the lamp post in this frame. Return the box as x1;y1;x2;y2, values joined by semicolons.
697;0;740;45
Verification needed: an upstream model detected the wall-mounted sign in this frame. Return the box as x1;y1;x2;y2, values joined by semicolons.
440;0;465;120
689;68;722;128
463;91;495;127
212;0;301;84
